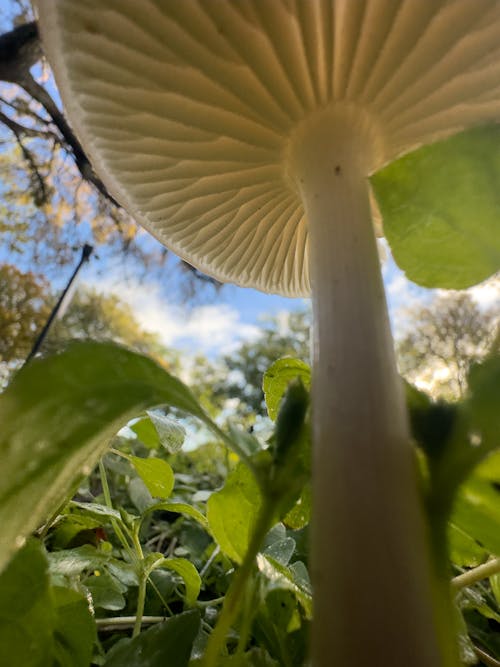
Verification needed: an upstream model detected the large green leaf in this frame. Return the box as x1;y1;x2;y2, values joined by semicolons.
371;124;500;288
51;586;96;667
207;462;264;564
451;478;500;556
104;610;200;667
0;541;96;667
0;540;54;667
0;342;209;573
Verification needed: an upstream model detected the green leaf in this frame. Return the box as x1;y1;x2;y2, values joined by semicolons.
371;124;500;288
467;356;500;456
104;610;200;667
143;502;209;531
49;513;103;550
269;381;310;517
263;358;311;421
148;411;186;453
207;462;264;564
474;450;500;482
451;478;500;556
283;484;311;530
0;540;54;667
458;583;500;623
0;341;209;572
273;380;309;467
127;456;174;499
256;554;312;619
83;570;126;610
464;608;500;663
448;523;488;568
48;545;105;578
263;538;295;567
410;357;500;526
219;648;279;666
51;586;96;667
70;501;122;522
227;422;261;457
132;412;186;453
131;417;160;449
153;557;201;607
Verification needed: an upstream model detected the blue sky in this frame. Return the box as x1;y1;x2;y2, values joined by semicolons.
78;229;498;362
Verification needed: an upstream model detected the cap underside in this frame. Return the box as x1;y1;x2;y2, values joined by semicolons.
38;0;500;296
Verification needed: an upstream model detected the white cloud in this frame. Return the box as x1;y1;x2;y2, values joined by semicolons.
464;276;499;310
82;274;260;356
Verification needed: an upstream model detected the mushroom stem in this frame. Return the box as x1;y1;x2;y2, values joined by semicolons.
290;109;457;666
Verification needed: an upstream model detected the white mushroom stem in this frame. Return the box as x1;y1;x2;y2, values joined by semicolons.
289;109;456;667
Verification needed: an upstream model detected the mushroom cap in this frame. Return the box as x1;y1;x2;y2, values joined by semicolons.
38;0;500;296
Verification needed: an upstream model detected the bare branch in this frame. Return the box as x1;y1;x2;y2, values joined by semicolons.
20;72;120;206
0;93;52;126
0;108;55;139
12;131;47;206
0;21;119;207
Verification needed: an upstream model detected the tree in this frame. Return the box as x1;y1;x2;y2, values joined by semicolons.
0;262;177;371
397;292;498;400
0;262;49;362
215;309;311;418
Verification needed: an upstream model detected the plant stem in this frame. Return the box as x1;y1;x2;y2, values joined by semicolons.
289;107;457;667
97;615;166;631
133;574;148;638
452;557;500;590
473;645;500;667
203;499;274;667
98;460;136;564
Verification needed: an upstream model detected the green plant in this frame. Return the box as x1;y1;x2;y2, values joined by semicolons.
36;4;500;664
0;343;499;666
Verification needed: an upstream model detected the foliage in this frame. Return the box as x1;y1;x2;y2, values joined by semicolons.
0;262;50;362
0;6;498;666
0;262;176;376
397;293;498;400
371;125;500;289
212;310;311;419
0;341;498;666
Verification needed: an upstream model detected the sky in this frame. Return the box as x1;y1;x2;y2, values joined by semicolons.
80;233;498;362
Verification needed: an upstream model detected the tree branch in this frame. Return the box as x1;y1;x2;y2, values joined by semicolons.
21;72;120;206
0;20;221;287
0;21;41;82
0;108;55;139
6;114;48;206
0;21;119;206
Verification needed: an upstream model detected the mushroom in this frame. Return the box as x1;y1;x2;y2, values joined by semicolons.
37;2;500;665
